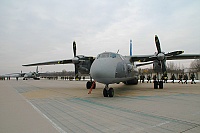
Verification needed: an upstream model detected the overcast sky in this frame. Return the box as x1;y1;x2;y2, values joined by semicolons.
0;0;200;74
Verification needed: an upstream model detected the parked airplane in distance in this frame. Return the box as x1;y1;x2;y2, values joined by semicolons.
1;66;40;80
22;66;40;80
23;35;200;97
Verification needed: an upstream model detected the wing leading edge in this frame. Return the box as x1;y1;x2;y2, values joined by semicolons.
130;54;200;62
22;59;73;66
166;54;200;60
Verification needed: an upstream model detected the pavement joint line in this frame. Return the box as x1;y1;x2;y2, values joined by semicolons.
53;98;111;131
73;97;200;126
14;88;66;133
32;100;76;133
47;99;105;133
67;98;178;131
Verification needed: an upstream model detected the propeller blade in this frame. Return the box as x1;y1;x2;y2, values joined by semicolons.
155;35;161;53
73;41;76;57
73;41;80;79
161;60;167;73
165;51;184;57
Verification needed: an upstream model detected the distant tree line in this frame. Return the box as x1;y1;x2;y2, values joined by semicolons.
40;70;86;80
40;70;75;77
139;59;200;79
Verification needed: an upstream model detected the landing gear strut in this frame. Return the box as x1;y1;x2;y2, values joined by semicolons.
103;84;114;97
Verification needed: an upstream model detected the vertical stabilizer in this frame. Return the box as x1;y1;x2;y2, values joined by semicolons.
130;40;132;56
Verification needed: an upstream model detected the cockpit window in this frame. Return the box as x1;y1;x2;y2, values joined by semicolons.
97;52;119;59
110;53;116;58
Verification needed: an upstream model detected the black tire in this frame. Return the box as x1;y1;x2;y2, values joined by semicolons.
159;81;163;89
86;81;92;89
154;81;158;89
103;88;108;97
108;88;114;97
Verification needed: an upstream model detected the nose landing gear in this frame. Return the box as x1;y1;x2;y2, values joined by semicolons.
103;84;114;97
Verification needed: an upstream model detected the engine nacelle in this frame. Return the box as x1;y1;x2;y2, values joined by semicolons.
153;60;162;72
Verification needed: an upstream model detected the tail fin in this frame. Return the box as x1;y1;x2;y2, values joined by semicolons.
130;40;132;56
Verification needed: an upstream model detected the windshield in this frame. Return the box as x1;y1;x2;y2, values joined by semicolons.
97;52;119;59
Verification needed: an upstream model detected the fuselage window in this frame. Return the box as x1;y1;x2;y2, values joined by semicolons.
102;53;109;58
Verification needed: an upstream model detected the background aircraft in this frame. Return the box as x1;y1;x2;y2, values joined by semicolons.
1;66;40;80
22;66;40;80
23;35;200;97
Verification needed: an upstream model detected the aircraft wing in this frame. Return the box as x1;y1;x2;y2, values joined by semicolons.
6;72;26;77
130;55;154;62
130;54;200;62
136;61;153;67
166;54;200;60
22;59;73;66
1;73;26;77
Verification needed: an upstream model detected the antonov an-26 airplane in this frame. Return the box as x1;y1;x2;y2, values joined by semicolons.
23;35;200;97
1;66;40;80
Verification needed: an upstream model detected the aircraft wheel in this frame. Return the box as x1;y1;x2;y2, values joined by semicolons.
86;81;96;89
154;81;158;89
108;88;114;97
159;81;163;89
86;81;92;89
103;88;108;97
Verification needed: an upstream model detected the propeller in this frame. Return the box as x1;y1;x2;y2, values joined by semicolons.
154;35;166;74
154;35;183;75
71;41;95;78
72;41;79;79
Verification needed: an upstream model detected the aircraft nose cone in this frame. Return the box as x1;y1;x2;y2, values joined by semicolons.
90;59;116;84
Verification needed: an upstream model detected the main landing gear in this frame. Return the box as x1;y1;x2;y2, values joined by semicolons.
153;80;163;89
103;84;114;97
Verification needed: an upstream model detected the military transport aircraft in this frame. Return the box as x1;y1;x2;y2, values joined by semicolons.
2;66;40;80
23;35;200;97
22;66;40;80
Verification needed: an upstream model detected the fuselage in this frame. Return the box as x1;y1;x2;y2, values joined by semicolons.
90;52;138;84
24;72;39;79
